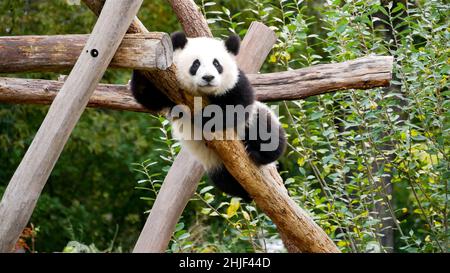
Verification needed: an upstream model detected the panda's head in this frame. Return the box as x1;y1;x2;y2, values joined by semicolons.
171;32;240;96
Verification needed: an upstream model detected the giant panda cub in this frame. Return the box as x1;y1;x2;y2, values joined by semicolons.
130;32;286;201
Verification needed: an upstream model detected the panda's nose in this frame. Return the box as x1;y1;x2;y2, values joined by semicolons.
202;75;215;82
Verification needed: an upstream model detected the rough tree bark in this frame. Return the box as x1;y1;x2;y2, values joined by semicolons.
248;56;393;101
0;77;148;112
0;33;172;72
82;0;213;37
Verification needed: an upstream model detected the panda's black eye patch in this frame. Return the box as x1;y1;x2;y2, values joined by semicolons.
213;58;223;74
190;59;201;76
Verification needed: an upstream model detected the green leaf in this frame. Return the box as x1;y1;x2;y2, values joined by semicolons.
310;111;324;120
200;186;214;195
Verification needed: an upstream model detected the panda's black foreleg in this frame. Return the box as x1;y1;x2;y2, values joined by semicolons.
244;126;286;165
243;113;287;166
130;70;175;112
207;165;252;202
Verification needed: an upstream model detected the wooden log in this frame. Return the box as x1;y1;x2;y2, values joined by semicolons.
81;0;343;253
133;21;277;253
0;56;393;112
82;0;146;34
166;0;212;37
0;77;148;113
250;56;393;101
83;0;211;37
236;22;278;74
133;148;205;252
0;0;143;252
0;33;172;72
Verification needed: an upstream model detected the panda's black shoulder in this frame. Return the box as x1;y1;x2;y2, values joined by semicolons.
208;69;254;107
233;69;254;103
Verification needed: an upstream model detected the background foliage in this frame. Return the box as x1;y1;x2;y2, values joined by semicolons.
0;0;448;253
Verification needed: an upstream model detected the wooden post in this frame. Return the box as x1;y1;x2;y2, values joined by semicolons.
133;22;278;253
0;33;172;72
133;149;205;252
0;0;143;252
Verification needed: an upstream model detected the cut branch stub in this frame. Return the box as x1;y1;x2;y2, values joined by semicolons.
236;22;277;74
0;33;172;72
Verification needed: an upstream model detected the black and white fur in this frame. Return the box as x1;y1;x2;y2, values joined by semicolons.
130;32;286;201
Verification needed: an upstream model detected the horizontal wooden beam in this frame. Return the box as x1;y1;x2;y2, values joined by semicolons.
249;56;393;101
0;56;393;111
0;33;172;72
0;77;147;112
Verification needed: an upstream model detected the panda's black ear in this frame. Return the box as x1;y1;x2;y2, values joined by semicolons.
171;31;188;50
225;34;240;55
